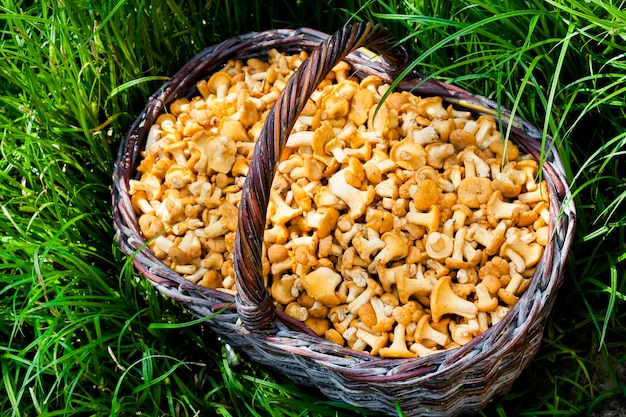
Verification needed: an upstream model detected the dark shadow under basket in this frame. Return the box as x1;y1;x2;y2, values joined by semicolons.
112;23;576;417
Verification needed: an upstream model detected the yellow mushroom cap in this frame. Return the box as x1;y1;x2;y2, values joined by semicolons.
390;140;427;171
430;276;479;323
457;177;493;208
300;267;343;307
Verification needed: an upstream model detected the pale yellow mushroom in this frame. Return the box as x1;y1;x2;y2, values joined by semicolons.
410;178;440;212
516;159;539;192
168;97;189;117
129;174;163;201
407;205;441;233
204;202;238;239
206;71;232;100
285;301;309;322
535;225;550;246
356;328;388;356
497;263;526;305
138;213;164;239
410;342;439;357
489;139;520;161
164;164;194;190
486;190;529;227
264;223;289;245
347;278;383;315
268;189;302;226
178;231;202;260
131;190;155;215
321;94;350;119
360;75;383;95
342;327;367;352
356;302;377;328
449;128;477;152
457;177;493;209
429;118;455;142
325;328;345;346
430;276;479;323
418;96;449;120
374;176;400;199
299;267;343;307
490;305;510;326
425;232;454;261
389;139;427;170
379;304;418;358
414;314;450;347
426;142;455;169
473;115;499;150
445;164;463;191
518;180;550;205
367;101;390;138
467;221;506;257
458;147;491;178
504;234;544;269
450;203;472;231
371;232;409;267
409;125;439;145
491;171;523;199
329;305;355;335
396;263;436;304
352;231;385;260
304;317;331;337
445;226;476;269
349;88;375;126
157;190;186;225
189;131;231;174
372;263;401;294
304;207;339;239
327;168;375;220
474;282;499;312
449;318;480;345
218;118;248;143
368;296;395;332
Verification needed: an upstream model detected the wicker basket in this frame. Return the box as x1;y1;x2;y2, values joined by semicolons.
112;23;576;416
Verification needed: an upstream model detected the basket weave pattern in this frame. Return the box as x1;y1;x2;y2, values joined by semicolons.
112;23;576;416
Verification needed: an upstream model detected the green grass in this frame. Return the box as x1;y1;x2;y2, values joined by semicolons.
1;0;625;416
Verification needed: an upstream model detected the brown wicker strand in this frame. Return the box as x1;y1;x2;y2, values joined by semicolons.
233;22;409;331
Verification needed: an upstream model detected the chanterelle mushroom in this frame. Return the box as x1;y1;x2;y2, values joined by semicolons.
430;276;479;323
207;71;232;100
300;267;343;307
425;232;454;261
379;304;418;358
328;168;375;219
390;139;427;171
457;177;493;209
190;131;237;174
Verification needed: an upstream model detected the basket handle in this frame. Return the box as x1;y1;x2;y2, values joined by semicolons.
233;22;409;332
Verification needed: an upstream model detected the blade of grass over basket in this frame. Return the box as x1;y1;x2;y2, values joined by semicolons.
109;76;171;98
148;302;234;332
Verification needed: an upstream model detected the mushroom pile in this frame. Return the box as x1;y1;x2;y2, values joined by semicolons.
128;49;551;358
